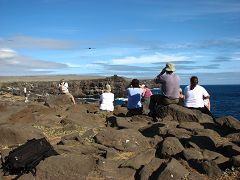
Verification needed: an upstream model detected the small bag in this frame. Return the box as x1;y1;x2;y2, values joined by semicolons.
1;138;58;177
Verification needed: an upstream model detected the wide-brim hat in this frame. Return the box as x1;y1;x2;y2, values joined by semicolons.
165;63;176;72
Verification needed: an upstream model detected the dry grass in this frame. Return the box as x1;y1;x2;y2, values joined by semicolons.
111;151;136;160
0;93;25;102
32;124;86;139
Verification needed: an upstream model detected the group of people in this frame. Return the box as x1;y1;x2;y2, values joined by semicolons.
126;63;214;118
57;63;214;118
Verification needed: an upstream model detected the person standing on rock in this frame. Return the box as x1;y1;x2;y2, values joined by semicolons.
184;76;214;118
149;63;180;116
126;79;143;116
141;84;153;114
58;79;76;104
99;84;114;112
23;87;29;103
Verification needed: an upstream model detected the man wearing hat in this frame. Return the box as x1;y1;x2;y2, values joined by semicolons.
149;63;180;116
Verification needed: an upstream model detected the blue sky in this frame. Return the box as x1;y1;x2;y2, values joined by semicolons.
0;0;240;84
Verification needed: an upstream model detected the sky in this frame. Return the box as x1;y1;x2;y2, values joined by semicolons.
0;0;240;85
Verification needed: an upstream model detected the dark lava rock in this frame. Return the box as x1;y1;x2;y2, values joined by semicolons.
156;158;189;180
158;137;184;158
95;128;151;152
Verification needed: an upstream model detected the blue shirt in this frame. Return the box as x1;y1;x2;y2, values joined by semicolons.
127;88;143;109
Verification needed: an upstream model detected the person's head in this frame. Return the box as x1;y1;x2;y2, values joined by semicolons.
131;79;140;88
190;76;198;89
104;84;111;92
165;63;176;74
60;79;64;84
141;84;149;89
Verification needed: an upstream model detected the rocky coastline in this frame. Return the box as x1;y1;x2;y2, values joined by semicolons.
0;76;240;179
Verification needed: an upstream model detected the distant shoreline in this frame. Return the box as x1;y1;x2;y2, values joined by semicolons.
0;75;105;82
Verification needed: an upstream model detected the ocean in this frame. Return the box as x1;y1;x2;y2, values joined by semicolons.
115;85;240;120
202;85;240;120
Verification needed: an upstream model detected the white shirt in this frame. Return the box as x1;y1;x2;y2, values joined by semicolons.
184;85;210;108
100;92;114;111
59;82;69;93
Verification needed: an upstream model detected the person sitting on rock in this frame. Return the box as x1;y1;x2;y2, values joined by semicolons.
127;79;143;116
149;63;180;116
184;76;213;118
58;79;76;104
99;84;114;112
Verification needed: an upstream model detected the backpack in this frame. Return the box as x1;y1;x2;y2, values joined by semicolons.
1;138;58;177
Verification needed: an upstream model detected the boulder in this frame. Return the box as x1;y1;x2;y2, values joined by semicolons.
95;128;151;152
219;142;240;157
0;124;44;146
54;144;98;156
192;128;227;148
201;161;222;178
216;116;240;131
120;149;156;169
189;135;216;151
62;109;105;129
97;158;135;180
167;128;192;139
178;122;204;131
155;104;213;123
183;148;203;161
8;106;36;124
156;158;189;180
232;155;240;167
202;149;229;168
107;116;150;130
139;123;164;137
35;154;96;180
226;132;240;145
44;95;73;108
113;105;128;117
138;158;166;180
158;137;184;158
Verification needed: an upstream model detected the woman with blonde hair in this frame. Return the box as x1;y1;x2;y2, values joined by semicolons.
99;84;114;112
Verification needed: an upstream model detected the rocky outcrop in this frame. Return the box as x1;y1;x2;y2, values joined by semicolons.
0;96;240;180
0;75;131;100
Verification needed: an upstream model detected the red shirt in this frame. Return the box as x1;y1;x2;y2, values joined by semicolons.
143;88;153;98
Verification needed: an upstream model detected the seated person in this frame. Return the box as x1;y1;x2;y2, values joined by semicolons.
149;63;180;116
58;79;76;104
99;84;114;112
127;79;143;116
184;76;213;118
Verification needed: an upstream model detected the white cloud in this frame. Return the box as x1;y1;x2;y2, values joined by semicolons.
0;36;76;50
0;48;69;75
0;48;17;59
110;53;189;65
